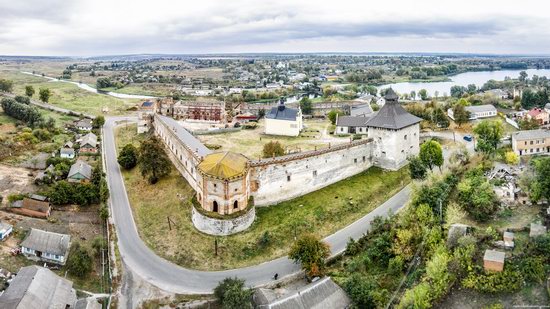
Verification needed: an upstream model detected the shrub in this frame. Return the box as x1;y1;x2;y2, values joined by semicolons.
462;268;523;293
213;277;252;309
66;242;93;278
262;141;285;158
117;144;138;169
343;274;377;309
519;257;545;284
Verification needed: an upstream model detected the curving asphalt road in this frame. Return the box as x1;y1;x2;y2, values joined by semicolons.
103;117;412;294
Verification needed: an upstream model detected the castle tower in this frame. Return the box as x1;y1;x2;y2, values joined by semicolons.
366;88;422;170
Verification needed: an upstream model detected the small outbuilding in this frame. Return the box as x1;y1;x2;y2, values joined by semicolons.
503;231;515;248
530;222;547;238
60;147;76;159
75;118;93;131
483;249;505;272
10;195;51;219
0;221;13;241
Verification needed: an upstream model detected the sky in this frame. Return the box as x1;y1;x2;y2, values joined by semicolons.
1;0;550;56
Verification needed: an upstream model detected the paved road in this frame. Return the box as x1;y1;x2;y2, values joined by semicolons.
103;117;413;293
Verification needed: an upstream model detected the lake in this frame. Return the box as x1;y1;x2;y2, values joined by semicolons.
378;69;550;98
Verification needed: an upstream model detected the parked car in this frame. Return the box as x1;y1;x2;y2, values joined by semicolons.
463;135;473;142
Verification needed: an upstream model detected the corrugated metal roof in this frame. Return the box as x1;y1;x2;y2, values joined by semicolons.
156;115;212;157
336;116;371;127
0;266;76;309
465;104;497;113
20;228;71;256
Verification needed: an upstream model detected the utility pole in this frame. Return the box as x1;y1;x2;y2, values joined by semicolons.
167;216;172;230
214;238;218;256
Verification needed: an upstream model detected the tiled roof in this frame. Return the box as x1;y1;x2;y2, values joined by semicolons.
198;152;248;179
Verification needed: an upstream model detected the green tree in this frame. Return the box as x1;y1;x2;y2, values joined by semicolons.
343;274;377;309
48;180;75;205
518;117;540;130
299;97;313;115
408;155;427;180
92;115;105;128
139;136;171;184
25;85;35;97
118;144;139;169
66;242;93;278
214;277;252;309
457;172;498;221
473;120;503;154
327;109;341;125
39;88;51;103
0;79;13;92
452;104;470;127
432;107;450;128
262;141;285;158
288;234;330;277
450;85;467;98
529;157;550;203
418;89;428;100
419;140;444;171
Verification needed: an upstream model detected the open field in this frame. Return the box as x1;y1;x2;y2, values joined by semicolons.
0;70;141;115
116;124;410;270
197;119;351;158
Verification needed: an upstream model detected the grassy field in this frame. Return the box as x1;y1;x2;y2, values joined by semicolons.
116;124;410;270
0;70;141;115
198;119;350;159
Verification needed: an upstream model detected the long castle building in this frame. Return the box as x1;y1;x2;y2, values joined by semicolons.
145;89;422;235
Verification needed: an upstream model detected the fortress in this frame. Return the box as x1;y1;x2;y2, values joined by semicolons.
139;90;422;235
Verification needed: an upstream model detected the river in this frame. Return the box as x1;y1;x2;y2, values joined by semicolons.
378;69;550;98
21;71;157;99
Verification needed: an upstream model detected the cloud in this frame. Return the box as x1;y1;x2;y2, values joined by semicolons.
0;0;549;55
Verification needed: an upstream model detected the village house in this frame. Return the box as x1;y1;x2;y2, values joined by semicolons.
75;118;93;131
484;89;509;99
511;129;550;156
20;229;71;265
265;101;303;136
60;147;75;159
335;115;371;135
0;221;13;241
447;104;497;120
526;107;549;125
483;249;506;272
78;132;98;153
67;160;93;183
10;195;51;219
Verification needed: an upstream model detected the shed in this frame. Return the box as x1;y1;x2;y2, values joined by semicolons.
11;196;51;219
530;222;547;238
503;231;515;248
0;221;13;241
483;249;505;272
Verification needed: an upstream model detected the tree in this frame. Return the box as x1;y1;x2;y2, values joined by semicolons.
299;97;313;115
92;115;105;128
262;141;285;158
25;85;35;97
432;108;449;128
327;109;341;125
139;137;171;184
0;79;13;92
66;242;92;277
118;144;139;169
457;172;498;221
519;70;528;82
518;117;540;130
1;98;44;128
419;140;444;171
96;77;113;89
450;85;467;98
408;155;427;180
418;89;428;100
529;157;550;203
343;274;377;309
504;151;519;165
214;277;252;309
473;120;503;154
467;84;477;94
452;104;470;128
410;90;416;100
39;88;51;103
288;234;330;277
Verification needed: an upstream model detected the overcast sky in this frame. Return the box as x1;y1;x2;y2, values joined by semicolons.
1;0;549;56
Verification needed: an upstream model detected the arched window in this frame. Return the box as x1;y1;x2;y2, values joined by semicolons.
213;201;218;213
233;200;238;209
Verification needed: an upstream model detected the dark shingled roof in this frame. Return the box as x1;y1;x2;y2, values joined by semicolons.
266;104;299;121
336;115;375;127
366;99;421;130
384;88;399;101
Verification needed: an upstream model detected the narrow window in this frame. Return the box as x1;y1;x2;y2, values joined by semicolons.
404;134;407;140
362;156;366;162
354;158;357;163
233;201;238;209
313;170;317;177
213;201;218;212
287;175;291;182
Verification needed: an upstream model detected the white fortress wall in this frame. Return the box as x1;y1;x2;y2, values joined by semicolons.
370;124;420;171
250;139;374;206
154;115;211;192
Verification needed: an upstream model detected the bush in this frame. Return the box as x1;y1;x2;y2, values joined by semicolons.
462;267;523;293
214;277;252;309
92;237;107;257
343;274;377;309
519;257;545;284
262;141;285;158
117;144;138;169
66;242;93;278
